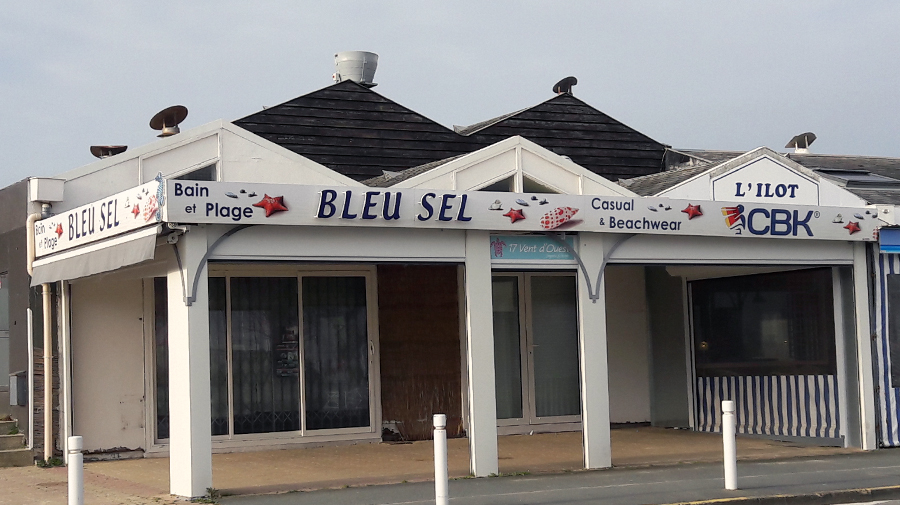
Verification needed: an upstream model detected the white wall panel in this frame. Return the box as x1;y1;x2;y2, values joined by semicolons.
70;275;146;452
142;134;219;182
605;266;651;423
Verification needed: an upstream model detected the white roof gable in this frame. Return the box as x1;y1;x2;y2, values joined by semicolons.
54;121;361;212
657;147;867;208
390;136;636;197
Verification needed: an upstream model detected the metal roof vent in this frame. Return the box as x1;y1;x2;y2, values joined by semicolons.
90;145;127;158
150;105;189;137
785;132;816;154
333;51;378;88
553;76;577;95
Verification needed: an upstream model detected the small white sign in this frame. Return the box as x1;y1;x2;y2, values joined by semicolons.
712;157;819;205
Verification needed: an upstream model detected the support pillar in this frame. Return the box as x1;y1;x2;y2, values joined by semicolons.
464;230;499;476
852;242;877;450
167;227;213;497
576;232;612;469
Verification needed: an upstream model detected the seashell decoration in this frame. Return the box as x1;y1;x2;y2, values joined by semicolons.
540;207;579;230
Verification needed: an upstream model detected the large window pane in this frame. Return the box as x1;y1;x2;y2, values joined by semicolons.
209;278;229;436
530;276;580;417
303;277;370;430
692;268;836;376
231;277;300;434
492;276;523;419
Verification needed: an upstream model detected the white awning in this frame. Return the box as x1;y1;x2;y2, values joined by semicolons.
31;226;160;286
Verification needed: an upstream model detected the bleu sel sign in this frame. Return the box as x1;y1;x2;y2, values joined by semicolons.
490;235;576;262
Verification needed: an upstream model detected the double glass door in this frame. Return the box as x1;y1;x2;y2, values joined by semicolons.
492;273;581;427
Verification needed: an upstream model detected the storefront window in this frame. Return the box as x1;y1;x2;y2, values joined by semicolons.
691;268;836;377
154;272;373;442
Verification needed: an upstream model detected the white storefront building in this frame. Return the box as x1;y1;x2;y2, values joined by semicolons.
20;121;883;497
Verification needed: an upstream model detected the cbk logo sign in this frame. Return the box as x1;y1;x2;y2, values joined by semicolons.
721;205;816;237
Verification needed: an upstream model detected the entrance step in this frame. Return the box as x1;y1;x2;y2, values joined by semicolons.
0;434;25;451
0;419;32;467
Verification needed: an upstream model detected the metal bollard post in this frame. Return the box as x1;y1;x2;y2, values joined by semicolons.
68;436;84;505
433;414;449;505
722;401;737;490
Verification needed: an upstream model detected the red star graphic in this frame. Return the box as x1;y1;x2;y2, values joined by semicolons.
844;221;861;234
503;208;526;223
55;224;63;238
252;194;288;217
681;204;703;220
132;204;140;218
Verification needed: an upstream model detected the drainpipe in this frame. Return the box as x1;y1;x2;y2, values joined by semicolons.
26;209;54;461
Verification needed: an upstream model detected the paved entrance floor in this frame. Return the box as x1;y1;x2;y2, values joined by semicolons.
0;427;856;504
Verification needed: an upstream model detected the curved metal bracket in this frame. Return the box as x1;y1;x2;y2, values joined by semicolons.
173;224;255;306
542;232;634;303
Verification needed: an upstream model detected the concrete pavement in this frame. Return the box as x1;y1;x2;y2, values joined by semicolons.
222;450;900;505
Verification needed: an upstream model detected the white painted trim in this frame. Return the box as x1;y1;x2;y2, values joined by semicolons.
26;307;33;450
832;267;850;447
852;242;877;450
683;277;696;430
59;281;73;460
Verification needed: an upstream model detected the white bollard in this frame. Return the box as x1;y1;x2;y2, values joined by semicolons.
433;414;449;505
68;436;84;505
722;400;737;490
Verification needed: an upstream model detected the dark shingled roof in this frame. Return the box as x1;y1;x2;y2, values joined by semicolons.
361;155;466;188
234;84;668;183
618;163;714;196
234;80;481;181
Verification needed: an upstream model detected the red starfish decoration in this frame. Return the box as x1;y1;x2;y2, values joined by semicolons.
503;208;526;223
681;204;703;220
844;221;861;234
55;224;63;238
252;194;288;217
132;204;140;218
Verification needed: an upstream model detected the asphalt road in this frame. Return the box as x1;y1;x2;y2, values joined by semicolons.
222;450;900;505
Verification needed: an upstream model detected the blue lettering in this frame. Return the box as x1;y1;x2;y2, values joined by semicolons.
770;209;792;236
457;194;472;222
438;194;456;222
362;191;380;220
735;182;746;197
793;210;814;236
316;189;337;218
748;208;770;235
383;192;401;220
417;193;436;221
341;190;357;219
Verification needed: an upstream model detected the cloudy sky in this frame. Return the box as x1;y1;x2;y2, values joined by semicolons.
1;1;898;188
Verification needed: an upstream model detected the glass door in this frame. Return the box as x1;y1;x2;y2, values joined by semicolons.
492;273;580;427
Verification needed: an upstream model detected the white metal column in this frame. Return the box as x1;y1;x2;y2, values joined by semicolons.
852;242;877;450
576;232;612;469
167;227;213;497
464;230;499;476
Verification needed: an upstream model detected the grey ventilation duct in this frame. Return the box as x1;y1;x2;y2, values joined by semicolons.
333;51;378;88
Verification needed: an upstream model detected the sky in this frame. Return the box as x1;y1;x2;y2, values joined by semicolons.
1;1;898;188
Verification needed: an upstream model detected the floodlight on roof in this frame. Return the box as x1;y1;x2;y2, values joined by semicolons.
150;105;189;137
786;132;817;153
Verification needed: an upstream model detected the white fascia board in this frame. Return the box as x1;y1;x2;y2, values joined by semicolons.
57;120;228;182
393;135;636;197
221;123;363;187
55;120;362;188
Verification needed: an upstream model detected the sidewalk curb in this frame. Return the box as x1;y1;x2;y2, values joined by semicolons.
665;484;900;505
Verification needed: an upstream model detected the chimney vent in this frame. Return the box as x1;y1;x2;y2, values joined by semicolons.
333;51;378;88
785;132;816;154
90;145;127;159
150;105;189;138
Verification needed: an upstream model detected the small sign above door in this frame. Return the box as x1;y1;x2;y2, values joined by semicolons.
490;235;576;263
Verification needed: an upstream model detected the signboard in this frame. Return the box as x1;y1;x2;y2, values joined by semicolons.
711;157;819;205
163;180;878;242
34;178;163;258
490;235;576;263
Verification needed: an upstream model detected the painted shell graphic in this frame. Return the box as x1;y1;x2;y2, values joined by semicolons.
142;194;159;222
540;207;579;230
